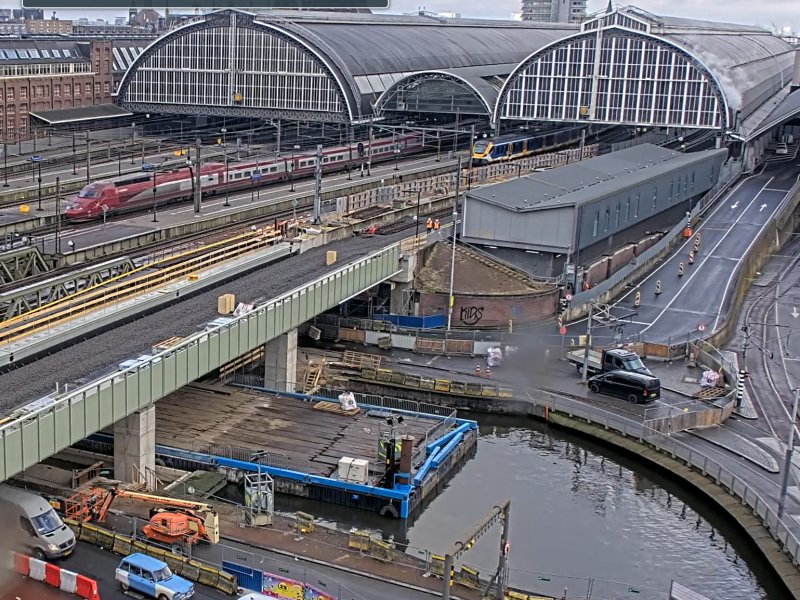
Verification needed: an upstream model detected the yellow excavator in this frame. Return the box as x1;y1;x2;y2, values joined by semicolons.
62;487;219;554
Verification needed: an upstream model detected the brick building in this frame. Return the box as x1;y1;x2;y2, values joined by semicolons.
0;39;114;141
26;19;74;34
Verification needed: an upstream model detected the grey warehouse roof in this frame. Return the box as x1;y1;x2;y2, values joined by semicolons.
0;40;86;63
467;145;728;212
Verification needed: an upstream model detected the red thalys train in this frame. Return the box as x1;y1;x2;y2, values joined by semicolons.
64;133;424;221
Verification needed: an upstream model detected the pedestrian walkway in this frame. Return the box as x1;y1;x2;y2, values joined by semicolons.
689;426;780;472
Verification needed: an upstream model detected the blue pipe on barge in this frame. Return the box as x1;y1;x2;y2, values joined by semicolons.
426;422;473;454
412;446;441;487
432;433;463;468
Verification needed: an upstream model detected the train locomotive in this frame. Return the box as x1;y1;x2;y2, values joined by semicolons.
64;133;424;221
471;124;604;165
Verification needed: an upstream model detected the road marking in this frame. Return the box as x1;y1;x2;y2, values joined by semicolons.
764;188;792;193
730;201;739;210
760;203;768;211
642;177;774;335
712;183;789;331
425;356;440;366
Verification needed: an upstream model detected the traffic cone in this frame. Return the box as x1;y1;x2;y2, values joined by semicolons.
484;367;491;379
475;365;482;377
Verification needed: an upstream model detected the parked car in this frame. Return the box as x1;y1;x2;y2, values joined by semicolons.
588;370;660;404
775;143;789;155
0;484;76;560
567;347;652;377
115;553;194;600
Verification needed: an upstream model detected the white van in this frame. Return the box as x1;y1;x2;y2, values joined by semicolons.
0;484;76;560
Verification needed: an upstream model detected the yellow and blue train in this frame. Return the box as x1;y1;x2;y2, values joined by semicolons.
471;124;604;165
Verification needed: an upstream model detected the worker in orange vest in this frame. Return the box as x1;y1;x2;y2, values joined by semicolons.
426;217;433;233
434;218;441;238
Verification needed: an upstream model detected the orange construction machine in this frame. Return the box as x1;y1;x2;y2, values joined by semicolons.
63;487;219;553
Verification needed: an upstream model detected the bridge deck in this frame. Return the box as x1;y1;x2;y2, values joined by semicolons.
156;384;431;477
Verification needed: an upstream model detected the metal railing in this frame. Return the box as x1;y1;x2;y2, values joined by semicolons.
527;388;800;564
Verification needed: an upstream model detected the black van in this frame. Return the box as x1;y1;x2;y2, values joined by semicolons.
588;370;660;404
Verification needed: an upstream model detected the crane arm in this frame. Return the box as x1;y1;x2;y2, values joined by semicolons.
115;489;214;513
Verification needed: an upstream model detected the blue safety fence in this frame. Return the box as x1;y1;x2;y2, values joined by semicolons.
222;561;262;592
373;313;445;329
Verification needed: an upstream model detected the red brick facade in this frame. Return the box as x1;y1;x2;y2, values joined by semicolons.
1;41;114;141
419;289;560;329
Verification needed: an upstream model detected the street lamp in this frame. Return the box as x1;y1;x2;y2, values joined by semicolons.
142;162;159;223
31;155;43;211
221;128;230;207
2;141;8;187
394;146;400;171
402;188;422;242
130;122;136;164
290;144;299;192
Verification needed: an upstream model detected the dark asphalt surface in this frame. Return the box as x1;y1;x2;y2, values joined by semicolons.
0;228;416;415
60;542;231;600
0;575;75;600
604;163;800;344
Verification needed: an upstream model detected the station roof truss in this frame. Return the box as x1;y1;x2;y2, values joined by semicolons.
494;6;796;133
115;8;577;123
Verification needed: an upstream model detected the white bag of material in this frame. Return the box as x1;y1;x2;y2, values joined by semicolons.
486;347;503;367
699;370;719;388
338;392;357;411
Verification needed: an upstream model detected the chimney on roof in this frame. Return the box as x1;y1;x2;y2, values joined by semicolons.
792;49;800;93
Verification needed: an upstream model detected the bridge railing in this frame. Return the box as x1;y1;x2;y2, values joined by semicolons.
528;388;800;565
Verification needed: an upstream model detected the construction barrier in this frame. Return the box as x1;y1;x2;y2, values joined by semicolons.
429;554;445;578
348;530;371;551
9;552;100;600
359;367;516;399
368;539;394;563
63;519;239;595
456;565;481;589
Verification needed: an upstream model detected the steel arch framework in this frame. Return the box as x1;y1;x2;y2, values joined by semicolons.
116;10;358;123
494;27;730;131
375;72;493;117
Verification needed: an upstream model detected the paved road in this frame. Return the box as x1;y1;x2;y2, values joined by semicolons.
0;574;75;600
60;542;232;600
602;162;800;344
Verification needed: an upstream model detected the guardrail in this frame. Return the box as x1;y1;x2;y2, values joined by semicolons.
528;388;800;566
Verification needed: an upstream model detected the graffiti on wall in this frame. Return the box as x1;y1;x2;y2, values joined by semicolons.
459;306;484;326
261;573;334;600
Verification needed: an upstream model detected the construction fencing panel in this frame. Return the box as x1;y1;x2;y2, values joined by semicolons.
373;314;446;329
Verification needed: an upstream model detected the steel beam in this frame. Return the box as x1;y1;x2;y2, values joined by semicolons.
0;247;52;285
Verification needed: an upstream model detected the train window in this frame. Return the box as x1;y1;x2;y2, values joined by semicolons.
668;181;674;203
592;211;599;237
634;193;640;218
614;203;620;228
625;198;631;222
604;208;610;232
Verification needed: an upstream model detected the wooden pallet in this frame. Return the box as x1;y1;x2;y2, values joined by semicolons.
692;386;726;400
342;350;382;370
313;401;360;416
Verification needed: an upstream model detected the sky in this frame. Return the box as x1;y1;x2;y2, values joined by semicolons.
23;0;799;33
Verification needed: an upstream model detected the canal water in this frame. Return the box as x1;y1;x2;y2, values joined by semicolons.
275;415;782;600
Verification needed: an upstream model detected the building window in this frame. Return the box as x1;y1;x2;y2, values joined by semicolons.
104;59;109;74
74;86;80;97
7;88;14;100
104;82;109;94
85;83;91;94
592;211;599;237
65;84;71;96
94;83;100;95
20;87;27;99
54;84;61;97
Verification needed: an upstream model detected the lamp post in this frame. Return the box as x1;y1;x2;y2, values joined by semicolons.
72;131;76;175
221;128;230;207
394;146;400;171
778;388;800;519
130;122;136;164
142;162;158;223
31;155;43;211
290;144;299;192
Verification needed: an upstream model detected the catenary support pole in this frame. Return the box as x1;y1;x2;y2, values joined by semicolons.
193;138;202;214
778;387;800;518
582;301;594;382
313;144;322;224
446;156;462;331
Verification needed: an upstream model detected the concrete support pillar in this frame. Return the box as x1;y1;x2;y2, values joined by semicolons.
114;405;156;484
263;329;297;392
390;281;413;315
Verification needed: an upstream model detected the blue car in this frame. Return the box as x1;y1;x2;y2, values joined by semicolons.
115;553;194;600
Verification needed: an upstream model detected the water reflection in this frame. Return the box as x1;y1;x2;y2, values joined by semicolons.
265;415;782;599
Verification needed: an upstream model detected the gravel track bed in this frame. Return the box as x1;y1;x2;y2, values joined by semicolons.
0;231;411;415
